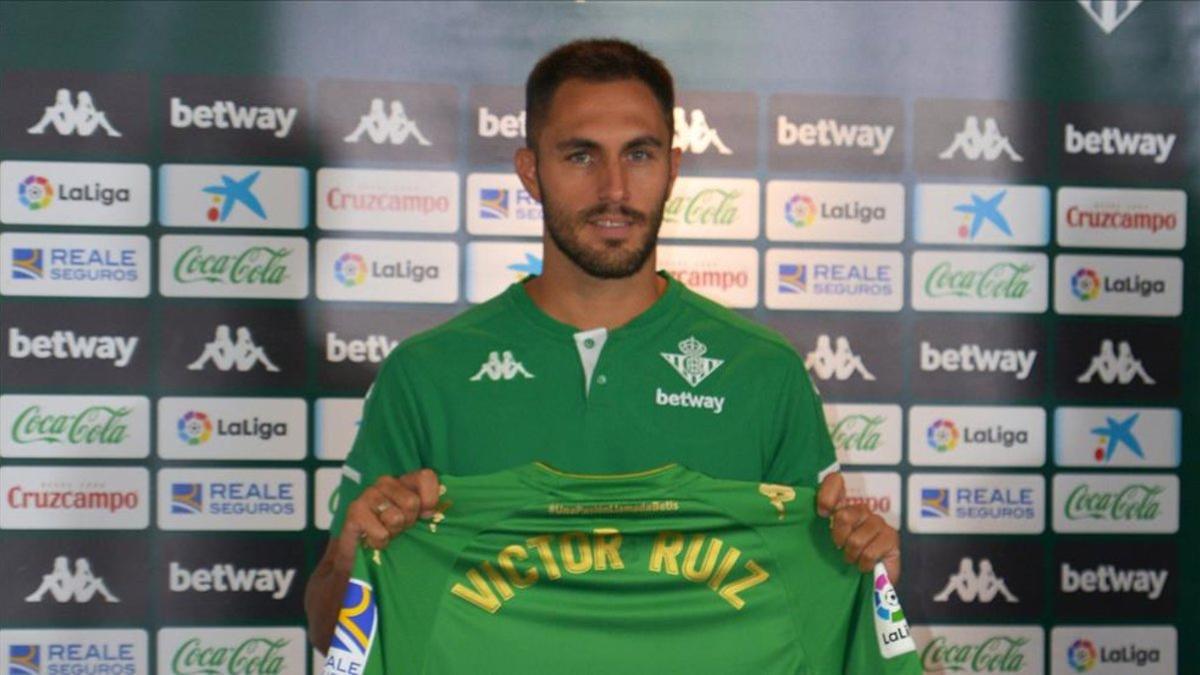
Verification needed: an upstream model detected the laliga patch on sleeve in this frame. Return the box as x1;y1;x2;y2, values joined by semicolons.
872;562;917;658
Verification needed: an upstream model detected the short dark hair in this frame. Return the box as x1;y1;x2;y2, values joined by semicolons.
525;38;674;149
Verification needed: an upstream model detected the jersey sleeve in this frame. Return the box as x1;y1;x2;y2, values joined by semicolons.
763;353;838;488
844;563;922;674
330;351;427;535
322;549;385;675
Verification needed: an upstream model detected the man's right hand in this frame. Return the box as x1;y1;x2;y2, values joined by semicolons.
306;468;441;654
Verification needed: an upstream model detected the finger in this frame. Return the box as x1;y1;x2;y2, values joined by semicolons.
840;520;882;569
883;550;902;584
830;504;870;549
346;498;392;550
817;472;845;518
373;481;422;533
398;468;442;517
852;529;894;574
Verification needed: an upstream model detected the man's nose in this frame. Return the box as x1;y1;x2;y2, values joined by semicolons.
597;156;628;204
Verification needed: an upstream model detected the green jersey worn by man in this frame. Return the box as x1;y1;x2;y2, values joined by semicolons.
331;274;839;535
322;463;919;674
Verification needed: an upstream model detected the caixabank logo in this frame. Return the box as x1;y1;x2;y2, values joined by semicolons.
1054;406;1180;468
914;99;1047;178
159;164;308;229
157;468;306;531
0;70;150;155
157;627;306;675
1055;538;1176;620
1055;321;1180;402
768;94;904;173
317;79;457;163
0;629;148;675
158;535;304;621
316;306;457;391
911;318;1045;401
912;625;1043;675
0;302;149;388
766;316;903;400
161;75;307;160
899;538;1043;621
1059;102;1186;182
1054;254;1182;317
912;183;1050;247
0;160;151;227
157;397;306;460
0;535;149;623
159;305;305;390
1050;626;1175;675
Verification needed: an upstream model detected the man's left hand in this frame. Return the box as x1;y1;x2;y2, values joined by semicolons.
817;471;901;583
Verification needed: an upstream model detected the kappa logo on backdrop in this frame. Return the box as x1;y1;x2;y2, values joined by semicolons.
805;335;876;381
27;89;123;137
1077;0;1144;34
25;556;119;604
673;107;732;155
1076;339;1154;385
187;325;280;372
344;98;431;146
469;351;534;382
939;116;1023;162
934;557;1019;604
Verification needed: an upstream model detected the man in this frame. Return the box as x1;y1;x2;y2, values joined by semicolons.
306;38;901;653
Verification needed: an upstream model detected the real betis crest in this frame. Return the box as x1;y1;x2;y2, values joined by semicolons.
661;336;723;387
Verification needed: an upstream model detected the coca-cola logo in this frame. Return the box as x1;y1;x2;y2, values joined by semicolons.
1064;483;1162;521
664;188;741;226
172;245;293;285
924;261;1033;299
921;635;1031;672
11;403;131;445
171;637;289;675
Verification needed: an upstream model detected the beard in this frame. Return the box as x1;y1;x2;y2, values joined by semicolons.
537;174;668;280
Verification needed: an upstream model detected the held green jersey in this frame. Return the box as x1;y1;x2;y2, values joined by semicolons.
332;274;837;534
322;464;919;675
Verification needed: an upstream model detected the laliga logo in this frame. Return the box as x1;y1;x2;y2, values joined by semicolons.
18;175;54;210
784;194;817;227
926;419;960;452
334;253;367;288
1067;638;1098;672
1071;268;1101;301
177;411;213;446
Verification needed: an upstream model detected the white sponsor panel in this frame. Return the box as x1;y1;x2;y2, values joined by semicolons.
765;248;904;311
159;164;308;229
160;234;309;299
466;240;541;303
158;397;306;460
660;176;759;240
315;467;343;530
315;398;364;461
1050;626;1175;675
1054;407;1180;468
466;172;543;236
657;245;758;308
912;251;1048;313
1052;473;1178;534
913;184;1050;246
0;394;149;459
1053;254;1182;317
158;627;307;675
765;180;904;243
841;470;901;529
317;168;458;233
157;468;306;531
0;232;149;298
0;465;149;529
912;624;1044;675
823;403;902;466
1056;187;1186;250
908;406;1045;467
0;160;151;226
907;473;1044;534
0;629;149;674
316;238;458;303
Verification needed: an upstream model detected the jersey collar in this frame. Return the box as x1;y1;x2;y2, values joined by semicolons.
513;461;697;494
504;271;683;339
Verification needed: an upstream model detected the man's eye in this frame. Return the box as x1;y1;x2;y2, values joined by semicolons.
628;149;652;161
568;152;592;165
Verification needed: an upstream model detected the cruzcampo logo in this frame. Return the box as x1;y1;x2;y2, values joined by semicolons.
173;244;293;285
1064;482;1163;521
830;414;884;452
171;636;289;675
11;404;131;445
920;635;1030;672
664;188;740;226
924;261;1032;299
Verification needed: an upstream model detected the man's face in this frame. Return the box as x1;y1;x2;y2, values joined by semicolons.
518;78;680;279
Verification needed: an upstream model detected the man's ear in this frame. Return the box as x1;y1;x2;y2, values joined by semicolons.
514;147;541;203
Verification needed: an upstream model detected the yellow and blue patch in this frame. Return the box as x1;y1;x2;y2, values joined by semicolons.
324;579;377;674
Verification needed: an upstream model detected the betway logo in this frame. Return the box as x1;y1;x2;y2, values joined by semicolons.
920;342;1037;380
477;107;525;138
7;328;138;367
654;387;724;415
325;332;398;363
776;117;895;155
169;561;295;599
169;98;298;138
1061;563;1168;600
1064;123;1176;164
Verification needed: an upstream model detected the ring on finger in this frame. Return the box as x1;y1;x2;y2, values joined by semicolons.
373;502;392;515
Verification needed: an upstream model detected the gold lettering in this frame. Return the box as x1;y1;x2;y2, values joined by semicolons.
649;530;684;575
497;544;538;588
480;561;514;600
707;547;742;590
718;561;770;610
450;568;501;613
682;534;723;583
592;528;625;571
526;534;562;580
560;531;593;574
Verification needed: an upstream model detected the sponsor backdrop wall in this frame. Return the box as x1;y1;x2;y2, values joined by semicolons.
0;1;1196;673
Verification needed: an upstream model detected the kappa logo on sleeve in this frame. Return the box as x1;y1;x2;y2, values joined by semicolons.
324;579;378;675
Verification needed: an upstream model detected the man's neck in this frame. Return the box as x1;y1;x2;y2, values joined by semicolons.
524;260;666;331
